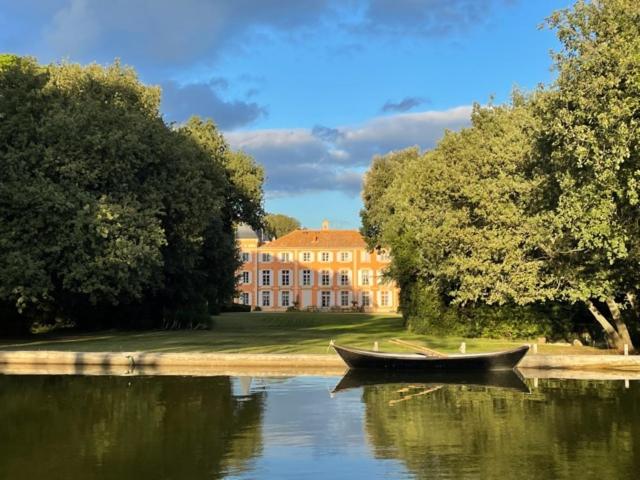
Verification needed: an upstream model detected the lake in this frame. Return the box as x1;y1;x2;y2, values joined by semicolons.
1;372;638;479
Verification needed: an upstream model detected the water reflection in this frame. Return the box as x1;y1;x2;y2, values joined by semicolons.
0;375;265;479
1;374;639;479
359;377;640;479
332;369;530;394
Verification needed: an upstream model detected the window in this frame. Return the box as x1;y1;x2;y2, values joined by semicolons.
281;291;290;307
321;291;331;308
301;252;312;262
241;271;250;284
362;291;370;307
380;291;390;307
339;251;351;262
302;269;312;286
241;252;250;263
240;292;250;305
280;252;291;262
360;251;371;262
281;270;290;286
320;252;330;262
261;270;271;286
361;270;370;286
261;252;271;262
321;270;331;286
261;291;270;307
340;291;350;307
377;250;391;262
339;269;350;286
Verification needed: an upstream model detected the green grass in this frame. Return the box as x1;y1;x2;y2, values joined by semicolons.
0;312;605;354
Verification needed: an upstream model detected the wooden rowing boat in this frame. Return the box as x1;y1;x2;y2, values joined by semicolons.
331;343;529;371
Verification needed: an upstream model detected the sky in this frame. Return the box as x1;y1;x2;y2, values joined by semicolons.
0;0;572;229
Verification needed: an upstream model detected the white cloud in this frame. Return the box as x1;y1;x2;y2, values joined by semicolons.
226;105;472;195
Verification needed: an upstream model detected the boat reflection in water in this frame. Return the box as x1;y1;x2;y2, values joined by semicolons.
332;369;530;395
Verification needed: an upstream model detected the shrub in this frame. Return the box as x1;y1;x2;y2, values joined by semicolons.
221;303;251;313
401;280;577;339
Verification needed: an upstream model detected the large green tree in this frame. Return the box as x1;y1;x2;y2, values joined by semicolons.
531;0;640;350
361;0;640;350
0;56;264;333
361;100;558;338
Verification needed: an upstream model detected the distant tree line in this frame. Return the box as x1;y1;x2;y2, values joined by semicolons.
0;55;264;334
361;0;640;351
264;213;300;239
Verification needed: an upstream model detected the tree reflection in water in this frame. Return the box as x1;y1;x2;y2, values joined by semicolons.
361;379;640;479
0;375;265;479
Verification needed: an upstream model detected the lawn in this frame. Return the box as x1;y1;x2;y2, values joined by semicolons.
0;312;607;355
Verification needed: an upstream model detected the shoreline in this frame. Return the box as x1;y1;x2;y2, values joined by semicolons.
1;350;640;379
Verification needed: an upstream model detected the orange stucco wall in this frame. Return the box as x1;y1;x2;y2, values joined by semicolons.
235;238;399;312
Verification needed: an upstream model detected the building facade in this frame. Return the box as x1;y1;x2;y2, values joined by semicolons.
235;221;399;312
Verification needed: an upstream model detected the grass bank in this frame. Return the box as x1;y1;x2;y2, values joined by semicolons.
0;312;608;355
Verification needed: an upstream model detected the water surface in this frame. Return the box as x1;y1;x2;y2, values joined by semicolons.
0;373;638;479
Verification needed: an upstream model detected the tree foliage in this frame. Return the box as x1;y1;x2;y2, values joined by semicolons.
0;57;264;333
264;213;301;238
361;0;640;349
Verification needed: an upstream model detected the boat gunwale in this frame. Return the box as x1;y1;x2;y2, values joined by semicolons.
332;343;529;361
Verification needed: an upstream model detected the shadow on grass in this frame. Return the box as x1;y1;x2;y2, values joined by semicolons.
0;313;527;354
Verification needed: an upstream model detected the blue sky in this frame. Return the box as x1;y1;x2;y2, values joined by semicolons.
0;0;571;229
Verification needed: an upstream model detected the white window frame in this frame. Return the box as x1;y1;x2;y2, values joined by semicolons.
280;252;291;262
362;291;371;307
320;269;331;286
360;269;370;286
241;252;250;263
321;291;331;308
360;251;371;262
340;290;350;307
280;269;290;286
380;291;390;307
261;270;271;287
261;290;271;307
240;292;250;305
339;251;351;262
320;251;331;262
302;269;312;286
241;271;250;284
301;251;313;262
339;269;350;286
261;252;272;263
281;290;290;307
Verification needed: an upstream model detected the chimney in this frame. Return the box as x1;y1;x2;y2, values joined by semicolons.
321;219;330;230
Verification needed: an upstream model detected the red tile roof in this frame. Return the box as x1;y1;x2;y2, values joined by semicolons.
264;229;367;249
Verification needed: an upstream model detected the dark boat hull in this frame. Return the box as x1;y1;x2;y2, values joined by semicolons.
332;344;529;371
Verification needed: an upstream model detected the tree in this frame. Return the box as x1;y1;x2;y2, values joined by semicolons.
361;100;558;338
532;0;640;350
0;57;265;332
360;0;640;350
264;213;300;238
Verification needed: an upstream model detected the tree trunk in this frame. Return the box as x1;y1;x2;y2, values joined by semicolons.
605;298;635;353
586;300;626;352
